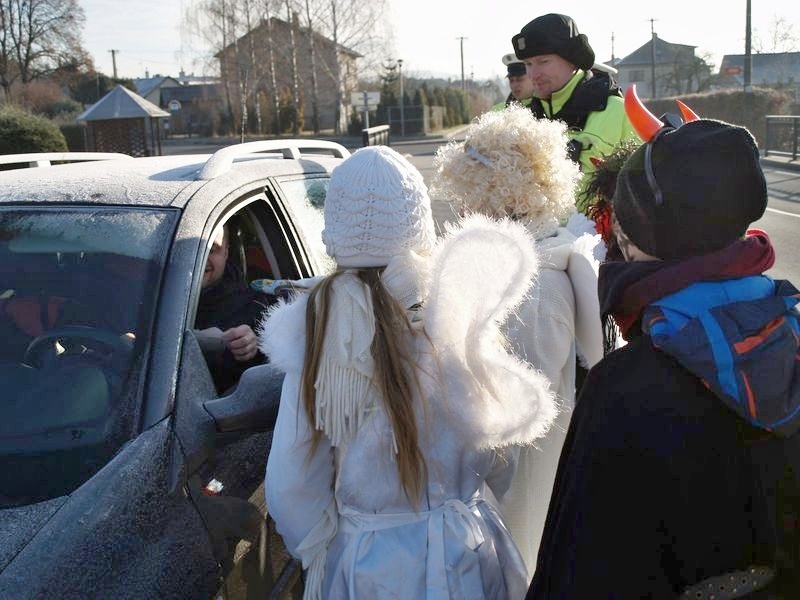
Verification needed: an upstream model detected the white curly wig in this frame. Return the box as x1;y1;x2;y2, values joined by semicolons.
430;104;581;239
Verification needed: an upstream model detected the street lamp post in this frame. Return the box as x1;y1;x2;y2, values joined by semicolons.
457;37;467;93
398;59;405;137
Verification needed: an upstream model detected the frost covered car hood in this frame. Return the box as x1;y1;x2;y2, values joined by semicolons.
0;496;68;571
0;421;220;598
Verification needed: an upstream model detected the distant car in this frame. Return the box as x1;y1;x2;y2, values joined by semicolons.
0;141;350;598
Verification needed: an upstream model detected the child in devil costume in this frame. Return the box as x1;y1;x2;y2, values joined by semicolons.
527;86;800;599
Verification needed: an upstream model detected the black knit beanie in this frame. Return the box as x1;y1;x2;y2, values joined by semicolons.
512;14;595;71
613;119;767;260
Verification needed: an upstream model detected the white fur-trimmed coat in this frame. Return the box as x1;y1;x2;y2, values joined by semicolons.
500;222;604;579
259;214;556;600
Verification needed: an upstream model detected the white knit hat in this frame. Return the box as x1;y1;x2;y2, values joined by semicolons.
322;145;436;268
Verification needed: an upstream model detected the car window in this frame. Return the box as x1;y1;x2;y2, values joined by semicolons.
0;206;177;507
275;176;334;275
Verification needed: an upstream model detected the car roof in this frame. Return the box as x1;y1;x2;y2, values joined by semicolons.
0;140;350;209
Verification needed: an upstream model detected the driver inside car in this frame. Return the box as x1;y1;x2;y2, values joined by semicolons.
194;224;274;394
0;290;128;366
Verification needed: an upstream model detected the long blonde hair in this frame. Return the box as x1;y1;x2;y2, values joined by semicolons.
301;268;428;506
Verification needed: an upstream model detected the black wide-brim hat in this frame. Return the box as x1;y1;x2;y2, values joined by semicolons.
512;13;595;71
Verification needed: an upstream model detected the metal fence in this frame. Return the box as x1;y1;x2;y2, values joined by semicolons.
362;124;390;147
764;115;799;159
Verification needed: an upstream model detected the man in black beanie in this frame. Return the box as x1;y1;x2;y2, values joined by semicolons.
527;103;800;598
512;13;640;216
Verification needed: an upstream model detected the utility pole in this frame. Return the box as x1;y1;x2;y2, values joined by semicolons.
456;37;467;93
649;19;657;99
743;0;753;118
744;0;752;94
397;59;405;137
109;49;119;79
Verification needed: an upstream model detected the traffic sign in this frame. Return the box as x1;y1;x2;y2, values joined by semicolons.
350;91;380;109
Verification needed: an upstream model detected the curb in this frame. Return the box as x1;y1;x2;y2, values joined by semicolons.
760;155;800;173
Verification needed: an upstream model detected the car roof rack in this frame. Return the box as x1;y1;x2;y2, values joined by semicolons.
0;152;132;168
198;139;351;180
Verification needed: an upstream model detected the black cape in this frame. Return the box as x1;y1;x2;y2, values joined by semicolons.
528;337;800;598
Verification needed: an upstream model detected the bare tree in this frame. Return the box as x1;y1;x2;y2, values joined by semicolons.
662;52;714;95
183;0;237;131
184;0;390;135
0;0;86;99
302;0;320;133
281;0;389;134
307;0;389;133
185;0;265;136
284;0;300;135
754;16;800;53
261;1;281;134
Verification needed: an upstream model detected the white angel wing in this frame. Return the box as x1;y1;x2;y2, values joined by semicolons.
424;214;558;448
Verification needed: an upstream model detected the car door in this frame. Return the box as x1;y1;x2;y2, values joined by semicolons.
173;173;331;598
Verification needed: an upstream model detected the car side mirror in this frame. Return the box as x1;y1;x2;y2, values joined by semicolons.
203;363;283;433
170;333;283;494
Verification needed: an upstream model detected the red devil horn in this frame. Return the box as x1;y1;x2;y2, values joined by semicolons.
624;84;664;143
676;99;700;123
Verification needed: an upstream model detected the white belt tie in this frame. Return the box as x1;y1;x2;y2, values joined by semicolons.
339;493;486;598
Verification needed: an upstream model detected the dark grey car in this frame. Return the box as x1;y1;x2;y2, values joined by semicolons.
0;141;347;598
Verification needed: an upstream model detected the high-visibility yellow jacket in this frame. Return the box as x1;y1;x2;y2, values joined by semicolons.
529;69;641;214
491;94;533;112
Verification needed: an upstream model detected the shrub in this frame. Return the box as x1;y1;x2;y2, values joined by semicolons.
47;99;84;122
0;105;68;154
60;124;86;151
645;87;792;148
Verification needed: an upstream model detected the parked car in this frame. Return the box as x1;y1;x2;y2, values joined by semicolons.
0;141;350;598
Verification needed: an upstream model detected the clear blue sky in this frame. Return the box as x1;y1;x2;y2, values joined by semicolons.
81;0;797;80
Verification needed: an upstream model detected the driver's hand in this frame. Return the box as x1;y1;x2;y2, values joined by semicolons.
221;324;259;362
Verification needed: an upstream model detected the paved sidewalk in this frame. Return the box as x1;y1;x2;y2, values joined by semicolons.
760;152;800;173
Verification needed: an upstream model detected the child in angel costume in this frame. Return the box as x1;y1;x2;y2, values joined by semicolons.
259;145;557;599
431;104;605;579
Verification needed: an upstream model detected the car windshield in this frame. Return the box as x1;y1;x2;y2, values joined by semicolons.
0;206;177;508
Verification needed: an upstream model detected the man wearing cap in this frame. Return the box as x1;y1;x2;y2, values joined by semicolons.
527;93;800;598
512;13;639;216
491;53;534;111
